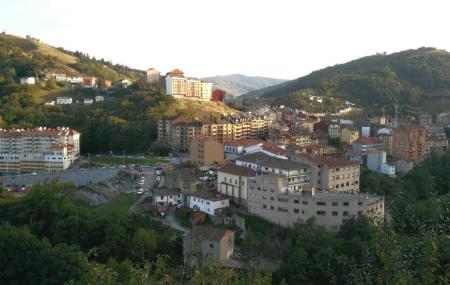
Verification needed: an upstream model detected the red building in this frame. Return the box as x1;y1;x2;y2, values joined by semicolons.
211;89;226;102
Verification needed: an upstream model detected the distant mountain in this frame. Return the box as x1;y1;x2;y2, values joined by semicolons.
253;48;450;116
202;74;286;97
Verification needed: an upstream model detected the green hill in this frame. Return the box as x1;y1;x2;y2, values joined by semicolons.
255;48;450;117
0;33;143;84
202;73;286;96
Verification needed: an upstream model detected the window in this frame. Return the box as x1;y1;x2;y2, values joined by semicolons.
270;205;274;210
332;211;338;216
210;243;214;248
343;211;349;217
293;209;300;214
262;204;267;209
302;201;308;205
294;199;299;204
317;211;326;216
358;201;363;206
317;201;326;206
332;202;338;207
343;202;349;206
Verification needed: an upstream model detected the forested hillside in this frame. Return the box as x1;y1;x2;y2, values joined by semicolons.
257;48;450;117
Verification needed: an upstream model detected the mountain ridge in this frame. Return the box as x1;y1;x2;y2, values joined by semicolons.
202;73;286;97
251;47;450;116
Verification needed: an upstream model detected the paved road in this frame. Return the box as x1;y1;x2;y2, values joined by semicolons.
1;168;120;187
165;207;188;232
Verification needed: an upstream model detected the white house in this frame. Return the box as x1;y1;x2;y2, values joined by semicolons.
56;97;73;105
121;79;132;88
20;77;35;85
153;187;183;206
83;98;94;105
187;191;229;216
95;95;104;102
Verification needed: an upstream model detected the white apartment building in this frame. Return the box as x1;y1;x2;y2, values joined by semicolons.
0;127;80;173
235;152;311;192
165;69;212;101
56;97;73;105
187;191;229;216
247;172;384;231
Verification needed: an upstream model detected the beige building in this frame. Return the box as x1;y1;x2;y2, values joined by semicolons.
0;127;80;173
340;127;360;145
247;172;384;231
291;154;360;192
217;164;256;207
144;68;160;84
165;69;212;101
183;226;235;267
392;126;427;164
158;116;273;152
189;136;224;166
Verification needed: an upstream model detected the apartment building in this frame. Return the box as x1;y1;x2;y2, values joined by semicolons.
217;164;256;207
0;127;80;173
340;127;360;144
189;136;224;166
165;69;212;101
291;154;360;192
158;116;273;152
235;152;311;192
392;126;427;164
328;124;341;138
247;172;384;231
352;137;382;154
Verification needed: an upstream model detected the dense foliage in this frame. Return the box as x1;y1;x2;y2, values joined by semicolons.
0;85;174;154
260;48;450;116
0;183;271;284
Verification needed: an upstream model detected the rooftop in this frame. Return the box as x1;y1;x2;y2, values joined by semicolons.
189;225;233;242
237;152;309;171
153;187;182;196
354;137;380;145
0;127;80;137
218;164;256;176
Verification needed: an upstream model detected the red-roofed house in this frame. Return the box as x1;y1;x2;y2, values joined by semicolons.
190;136;224;166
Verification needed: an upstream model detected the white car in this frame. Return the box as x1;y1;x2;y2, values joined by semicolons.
138;181;144;185
155;176;161;181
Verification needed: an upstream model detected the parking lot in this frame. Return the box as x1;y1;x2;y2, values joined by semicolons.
1;168;121;188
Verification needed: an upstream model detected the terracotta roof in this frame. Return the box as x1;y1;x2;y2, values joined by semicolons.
0;127;79;137
261;145;287;156
189;225;233;242
225;138;265;147
354;137;380;145
218;164;256;176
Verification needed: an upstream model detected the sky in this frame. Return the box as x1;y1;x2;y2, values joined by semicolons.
0;0;449;79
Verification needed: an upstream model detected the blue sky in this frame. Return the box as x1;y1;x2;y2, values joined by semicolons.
1;0;449;79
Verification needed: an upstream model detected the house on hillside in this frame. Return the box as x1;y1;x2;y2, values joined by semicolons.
20;77;35;85
187;191;229;216
183;225;235;268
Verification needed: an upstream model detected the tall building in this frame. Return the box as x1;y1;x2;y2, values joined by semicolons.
0;127;80;173
292;154;360;192
217;164;256;207
247;172;384;231
158;115;273;152
165;69;212;101
189;136;224;166
392;126;427;164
